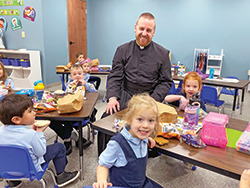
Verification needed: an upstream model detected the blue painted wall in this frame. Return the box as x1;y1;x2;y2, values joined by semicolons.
2;0;250;85
86;0;250;80
1;0;68;85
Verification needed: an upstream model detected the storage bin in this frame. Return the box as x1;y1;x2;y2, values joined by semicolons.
1;58;11;66
202;112;228;127
236;122;250;155
10;59;20;66
20;60;30;67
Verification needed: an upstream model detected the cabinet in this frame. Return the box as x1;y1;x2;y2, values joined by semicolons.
0;49;42;89
193;48;224;78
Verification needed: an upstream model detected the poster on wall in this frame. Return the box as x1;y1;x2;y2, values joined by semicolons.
11;16;21;31
0;9;19;16
0;17;7;31
0;0;23;6
23;6;35;22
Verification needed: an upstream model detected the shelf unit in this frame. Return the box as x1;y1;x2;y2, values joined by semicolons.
193;48;224;78
206;49;224;78
0;49;42;89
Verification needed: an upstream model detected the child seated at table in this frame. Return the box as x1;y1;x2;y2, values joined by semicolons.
66;64;97;93
164;71;207;112
0;94;79;187
81;59;101;90
50;64;97;155
92;93;163;188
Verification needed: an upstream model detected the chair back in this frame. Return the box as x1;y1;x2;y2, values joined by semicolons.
0;144;42;181
59;75;66;91
168;82;176;95
176;81;183;93
201;86;219;105
220;76;239;96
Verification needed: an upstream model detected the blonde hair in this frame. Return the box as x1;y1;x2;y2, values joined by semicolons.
124;93;159;138
0;61;7;82
182;71;202;93
69;64;83;73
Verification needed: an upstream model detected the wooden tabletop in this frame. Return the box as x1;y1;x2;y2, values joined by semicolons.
56;70;110;75
36;92;99;121
92;109;250;180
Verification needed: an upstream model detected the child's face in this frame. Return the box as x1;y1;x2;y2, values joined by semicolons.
128;108;156;140
19;107;36;125
77;55;85;63
70;69;84;81
184;79;199;99
82;63;90;73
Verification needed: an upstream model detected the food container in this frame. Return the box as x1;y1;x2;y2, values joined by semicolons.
202;112;228;127
200;122;228;148
236;123;250;155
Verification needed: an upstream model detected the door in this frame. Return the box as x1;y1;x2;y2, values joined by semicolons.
67;0;87;63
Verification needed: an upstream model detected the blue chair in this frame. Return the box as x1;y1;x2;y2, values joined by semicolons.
176;81;183;93
218;76;240;109
59;75;66;91
0;144;56;188
168;82;176;95
201;85;225;113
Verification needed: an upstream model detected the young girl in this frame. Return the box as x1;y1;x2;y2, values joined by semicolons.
93;93;163;188
81;56;101;90
165;71;206;112
0;61;15;90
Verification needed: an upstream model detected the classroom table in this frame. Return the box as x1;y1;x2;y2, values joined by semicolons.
172;75;250;113
36;92;99;180
56;70;110;83
92;108;250;180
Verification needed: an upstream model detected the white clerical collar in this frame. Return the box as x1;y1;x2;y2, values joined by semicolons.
136;41;146;50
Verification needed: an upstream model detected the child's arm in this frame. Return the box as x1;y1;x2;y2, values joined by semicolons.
148;137;156;148
240;169;250;188
92;165;112;188
164;94;186;103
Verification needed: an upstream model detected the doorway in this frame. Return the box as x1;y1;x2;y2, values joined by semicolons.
67;0;87;63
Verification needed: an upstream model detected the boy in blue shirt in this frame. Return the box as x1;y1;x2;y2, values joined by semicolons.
0;94;79;187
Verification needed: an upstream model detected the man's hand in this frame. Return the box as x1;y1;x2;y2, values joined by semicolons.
104;98;120;115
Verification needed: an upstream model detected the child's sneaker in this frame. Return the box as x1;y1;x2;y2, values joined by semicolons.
71;128;79;142
6;180;22;188
56;171;80;187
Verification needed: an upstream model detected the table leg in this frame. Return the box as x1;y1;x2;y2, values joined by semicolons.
232;89;238;111
240;88;245;114
78;121;84;180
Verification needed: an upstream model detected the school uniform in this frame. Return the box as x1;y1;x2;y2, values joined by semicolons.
99;126;163;188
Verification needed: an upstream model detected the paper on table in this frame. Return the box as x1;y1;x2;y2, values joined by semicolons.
205;78;239;83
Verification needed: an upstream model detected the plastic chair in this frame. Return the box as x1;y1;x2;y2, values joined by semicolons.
201;85;225;113
0;144;56;188
168;82;176;95
218;76;240;109
176;81;183;93
59;75;66;91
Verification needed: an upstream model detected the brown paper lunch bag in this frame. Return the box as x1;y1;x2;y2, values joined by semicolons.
57;91;84;114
